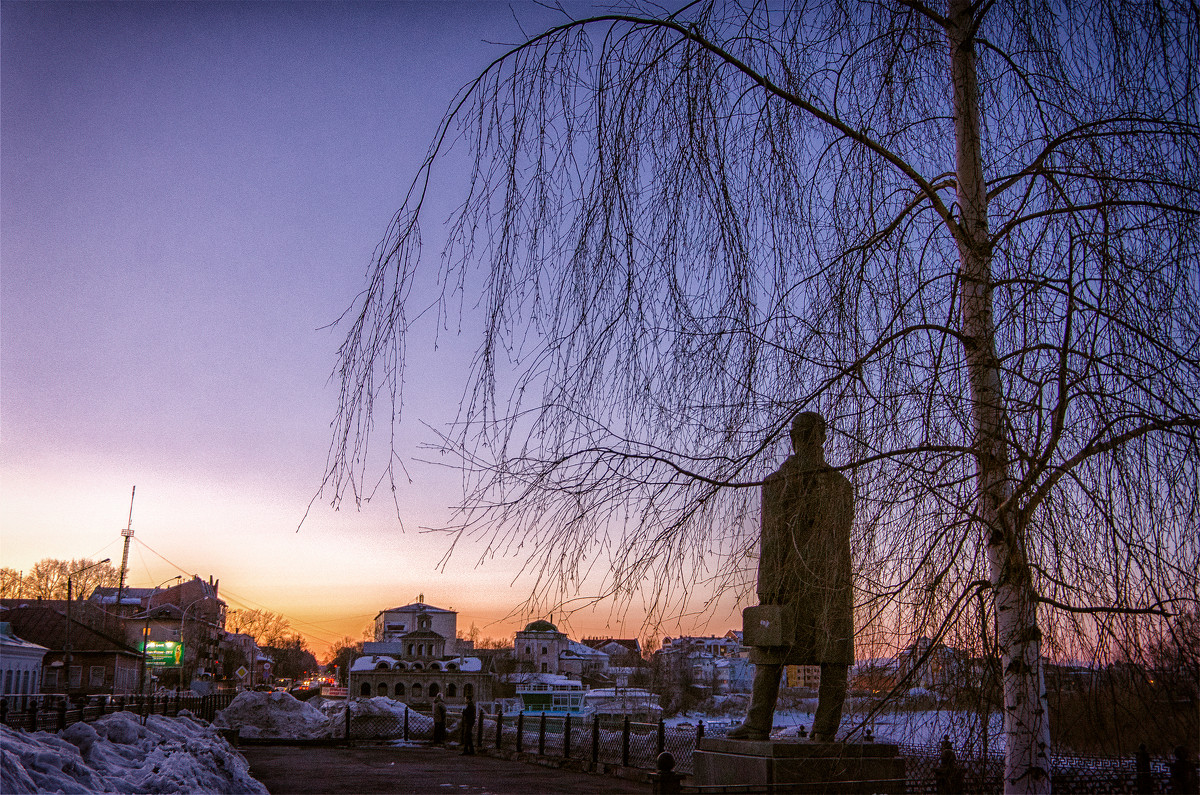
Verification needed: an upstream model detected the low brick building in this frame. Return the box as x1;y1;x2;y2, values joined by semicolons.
0;605;140;696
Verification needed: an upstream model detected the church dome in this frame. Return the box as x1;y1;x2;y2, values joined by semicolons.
523;619;558;633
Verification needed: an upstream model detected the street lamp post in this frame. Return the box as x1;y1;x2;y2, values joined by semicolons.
140;576;181;697
64;558;111;698
179;596;213;689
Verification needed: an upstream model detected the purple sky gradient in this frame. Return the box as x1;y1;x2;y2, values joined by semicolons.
2;1;743;655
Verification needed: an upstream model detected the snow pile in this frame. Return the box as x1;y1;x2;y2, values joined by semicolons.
317;696;434;739
213;690;331;739
1;710;267;794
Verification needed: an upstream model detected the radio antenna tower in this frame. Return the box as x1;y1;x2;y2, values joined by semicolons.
115;486;136;609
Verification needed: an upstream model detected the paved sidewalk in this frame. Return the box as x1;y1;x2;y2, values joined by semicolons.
241;744;651;794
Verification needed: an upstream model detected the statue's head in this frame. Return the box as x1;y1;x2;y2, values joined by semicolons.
790;411;826;451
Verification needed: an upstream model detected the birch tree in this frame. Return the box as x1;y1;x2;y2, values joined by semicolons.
326;2;1199;791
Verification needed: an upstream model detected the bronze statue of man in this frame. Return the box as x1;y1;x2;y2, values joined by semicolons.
730;412;853;742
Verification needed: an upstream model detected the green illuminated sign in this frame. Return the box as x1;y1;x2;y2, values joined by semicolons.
141;641;184;667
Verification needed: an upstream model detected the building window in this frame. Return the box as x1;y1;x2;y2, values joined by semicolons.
541;662;548;673
463;683;473;699
407;644;414;656
4;670;11;693
541;646;548;655
412;683;423;698
21;670;30;694
360;683;372;696
428;682;440;697
69;666;82;688
376;662;390;670
90;666;105;687
447;683;457;698
377;682;388;697
525;646;531;655
395;682;405;697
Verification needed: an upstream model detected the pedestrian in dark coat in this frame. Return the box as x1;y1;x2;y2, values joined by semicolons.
432;694;446;745
460;695;476;755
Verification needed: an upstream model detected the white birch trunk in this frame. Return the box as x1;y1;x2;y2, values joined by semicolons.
947;1;1052;791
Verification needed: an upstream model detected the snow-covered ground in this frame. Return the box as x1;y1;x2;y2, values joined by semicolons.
0;710;267;794
667;698;1005;752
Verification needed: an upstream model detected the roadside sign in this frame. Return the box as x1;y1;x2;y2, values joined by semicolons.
235;666;249;680
140;641;184;668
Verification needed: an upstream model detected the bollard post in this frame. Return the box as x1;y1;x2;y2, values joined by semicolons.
403;704;408;741
622;716;630;767
346;697;353;742
657;718;665;756
517;712;524;753
538;711;546;755
477;708;485;749
28;700;39;732
653;751;683;795
0;697;7;726
591;713;600;766
564;713;572;759
57;699;68;731
496;706;503;749
697;719;704;742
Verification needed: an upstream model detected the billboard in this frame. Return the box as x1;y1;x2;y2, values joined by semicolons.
141;640;184;667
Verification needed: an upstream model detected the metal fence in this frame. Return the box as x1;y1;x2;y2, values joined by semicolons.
900;742;1178;795
341;702;1181;794
6;693;1178;793
0;692;235;733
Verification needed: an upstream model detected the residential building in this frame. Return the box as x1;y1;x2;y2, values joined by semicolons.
0;605;140;696
92;575;228;688
582;637;643;666
662;634;744;658
783;664;822;691
0;622;48;707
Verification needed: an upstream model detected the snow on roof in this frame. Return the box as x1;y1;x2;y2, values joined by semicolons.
582;637;642;653
564;640;607;659
351;655;398;672
0;622;48;653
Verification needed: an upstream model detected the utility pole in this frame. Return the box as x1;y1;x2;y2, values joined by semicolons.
115;486;136;611
65;558;110;697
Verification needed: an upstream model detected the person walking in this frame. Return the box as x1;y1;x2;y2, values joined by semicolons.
460;694;476;755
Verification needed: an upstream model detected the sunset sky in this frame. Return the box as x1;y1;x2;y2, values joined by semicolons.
1;1;744;657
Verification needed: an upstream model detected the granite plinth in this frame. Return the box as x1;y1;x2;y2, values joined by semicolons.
693;739;905;794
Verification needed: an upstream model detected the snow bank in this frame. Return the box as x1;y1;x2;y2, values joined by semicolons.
312;696;434;739
1;710;267;794
213;690;331;739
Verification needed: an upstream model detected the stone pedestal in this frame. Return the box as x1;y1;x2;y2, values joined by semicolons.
693;739;905;794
